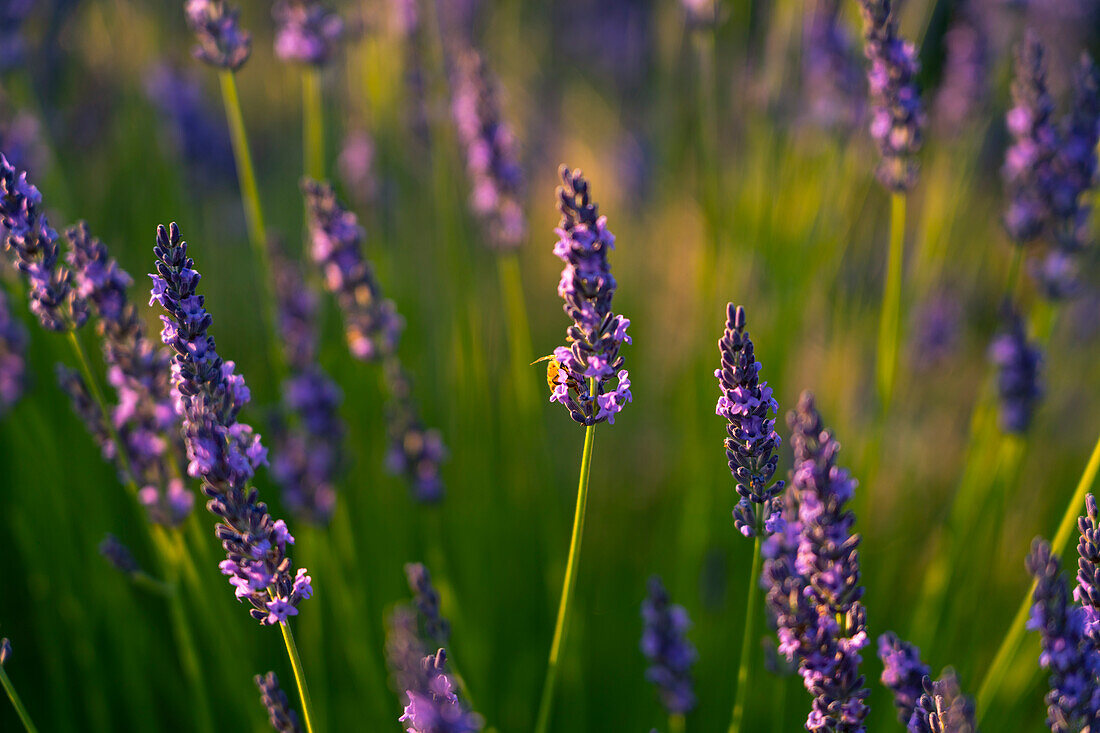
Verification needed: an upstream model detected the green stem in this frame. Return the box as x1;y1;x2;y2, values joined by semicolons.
497;253;537;412
975;430;1100;724
0;663;38;733
303;68;325;181
876;193;906;412
279;621;318;733
218;71;284;378
728;532;763;733
534;420;597;733
670;712;686;733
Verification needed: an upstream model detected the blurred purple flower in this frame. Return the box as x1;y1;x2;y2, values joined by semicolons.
640;576;697;715
802;0;865;133
144;64;236;185
255;671;302;733
933;4;988;134
406;563;450;645
989;306;1042;434
273;0;344;66
185;0;252;71
909;293;962;369
878;632;931;725
0;0;33;71
0;285;26;414
399;649;483;733
99;534;141;576
337;129;377;208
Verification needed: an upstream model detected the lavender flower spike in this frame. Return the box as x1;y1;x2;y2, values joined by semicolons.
0;286;27;414
451;50;526;250
640;576;697;715
185;0;252;71
406;563;450;645
1076;493;1100;642
909;670;976;733
550;166;632;426
878;632;931;725
1026;538;1100;732
399;649;483;733
151;222;310;625
715;304;784;537
272;0;344;66
989;306;1042;434
0;154;87;331
856;0;925;191
255;671;302;733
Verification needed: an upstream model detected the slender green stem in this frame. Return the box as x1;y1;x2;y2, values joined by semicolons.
670;712;686;733
218;71;284;378
0;663;38;733
279;621;317;733
534;420;597;733
303;68;325;181
876;193;906;412
729;532;763;733
975;430;1100;724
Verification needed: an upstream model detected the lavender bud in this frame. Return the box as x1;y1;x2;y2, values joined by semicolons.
405;563;450;644
715;304;784;537
878;632;931;725
185;0;252;71
399;649;483;733
255;671;302;733
1026;538;1100;732
0;286;27;415
640;576;697;715
989;305;1043;434
0;155;87;331
857;0;925;191
451;49;526;250
908;670;976;733
550;166;632;427
99;534;141;576
272;0;344;66
1077;493;1100;642
151;223;310;625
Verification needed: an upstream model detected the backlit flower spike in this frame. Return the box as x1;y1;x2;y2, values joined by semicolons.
640;576;697;715
0;154;87;331
714;304;783;537
151;222;310;625
1077;493;1100;642
399;649;483;733
185;0;252;71
550;165;632;427
878;632;931;726
856;0;925;191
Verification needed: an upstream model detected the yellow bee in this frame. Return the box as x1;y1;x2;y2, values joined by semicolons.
531;355;563;390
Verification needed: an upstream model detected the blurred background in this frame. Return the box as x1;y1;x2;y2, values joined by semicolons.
1;0;1099;730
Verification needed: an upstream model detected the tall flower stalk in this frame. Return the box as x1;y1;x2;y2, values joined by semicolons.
0;639;37;733
535;167;631;733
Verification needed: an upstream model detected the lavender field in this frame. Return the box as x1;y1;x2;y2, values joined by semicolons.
1;0;1099;731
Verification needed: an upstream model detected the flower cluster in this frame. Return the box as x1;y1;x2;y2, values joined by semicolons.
0;155;86;331
549;166;632;426
802;0;865;134
877;632;930;725
451;49;526;250
272;0;344;66
762;393;868;730
255;672;302;733
715;304;783;537
399;649;483;733
909;670;976;733
268;239;344;524
406;563;450;645
302;178;403;362
1026;537;1100;732
185;0;251;71
989;306;1042;434
151;222;310;625
387;563;458;710
1077;493;1100;641
0;286;26;415
67;221;193;526
640;576;697;715
856;0;925;191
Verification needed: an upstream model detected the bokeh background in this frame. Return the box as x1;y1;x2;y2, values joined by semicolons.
1;0;1099;730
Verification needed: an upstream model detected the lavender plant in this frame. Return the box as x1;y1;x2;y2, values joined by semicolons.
272;0;344;67
640;576;697;723
185;0;251;71
0;635;37;733
909;671;976;733
399;649;483;733
989;306;1043;434
1077;493;1100;640
878;632;931;725
255;672;303;733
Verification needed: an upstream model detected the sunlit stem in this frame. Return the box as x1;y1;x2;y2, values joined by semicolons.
875;192;906;412
728;521;763;733
279;620;318;733
0;660;38;733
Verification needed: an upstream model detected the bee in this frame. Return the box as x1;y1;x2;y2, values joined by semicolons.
531;355;563;390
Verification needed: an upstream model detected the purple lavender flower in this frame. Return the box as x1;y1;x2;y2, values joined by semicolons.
387;604;429;697
909;293;962;370
802;0;865;133
144;64;236;185
878;632;931;725
989;305;1043;434
99;533;141;575
337;129;378;208
406;563;450;644
399;649;483;733
549;166;632;426
1026;538;1100;733
0;638;10;666
272;0;344;66
932;4;988;134
302;179;403;362
1003;32;1060;245
0;155;87;331
715;304;784;537
150;222;310;625
0;0;32;71
640;576;697;715
385;358;447;503
1077;494;1100;642
57;364;114;458
66;221;192;526
908;670;976;733
255;671;302;733
267;239;344;524
0;286;26;414
451;50;526;250
857;0;925;191
185;0;252;71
